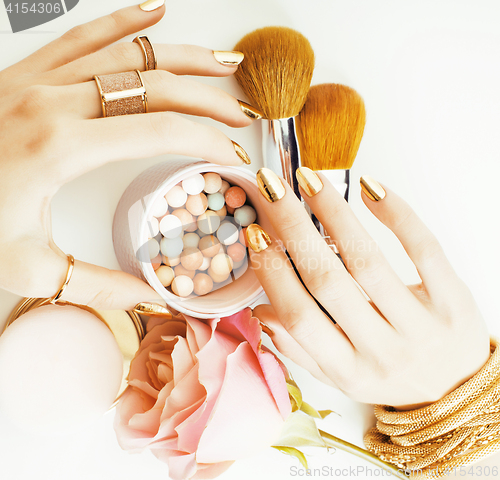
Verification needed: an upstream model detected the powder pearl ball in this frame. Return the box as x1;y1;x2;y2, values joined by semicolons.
219;180;230;195
162;254;180;267
171;209;196;232
147;238;160;259
234;205;257;227
0;305;122;434
174;265;195;279
207;192;225;212
151;195;168;218
227;242;247;263
239;227;248;246
186;193;208;216
160;237;184;258
156;265;175;287
198;235;221;258
165;186;188;208
198;211;221;235
203;172;222;194
217;221;239;246
151;254;162;271
160;215;183;239
147;217;160;238
211;253;234;277
198;255;210;271
171;275;194;297
183;232;200;249
227;205;235;215
224;186;246;209
193;273;214;296
180;247;204;271
207;266;230;283
213;205;227;219
181;174;205;195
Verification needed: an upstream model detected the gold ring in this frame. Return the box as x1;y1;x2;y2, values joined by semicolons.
94;70;148;117
49;254;75;304
133;35;157;71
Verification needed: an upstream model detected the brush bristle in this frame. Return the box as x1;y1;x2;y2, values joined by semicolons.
234;27;315;119
296;84;366;171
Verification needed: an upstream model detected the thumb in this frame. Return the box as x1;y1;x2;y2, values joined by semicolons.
61;259;164;310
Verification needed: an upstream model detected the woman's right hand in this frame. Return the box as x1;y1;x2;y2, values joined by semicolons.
0;1;258;310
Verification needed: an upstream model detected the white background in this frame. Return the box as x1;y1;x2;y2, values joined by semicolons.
1;0;500;479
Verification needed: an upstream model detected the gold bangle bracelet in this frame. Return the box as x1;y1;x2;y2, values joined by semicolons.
49;254;75;305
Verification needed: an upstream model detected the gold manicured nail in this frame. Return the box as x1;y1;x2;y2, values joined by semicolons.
296;167;323;197
360;175;386;201
139;0;165;11
259;321;274;336
213;51;244;66
256;168;286;202
232;140;251;165
246;224;272;253
134;302;172;318
238;100;263;120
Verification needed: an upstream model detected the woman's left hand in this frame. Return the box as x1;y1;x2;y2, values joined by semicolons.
249;168;490;409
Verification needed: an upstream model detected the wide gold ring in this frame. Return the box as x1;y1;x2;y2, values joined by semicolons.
49;254;75;304
94;70;148;117
133;35;157;71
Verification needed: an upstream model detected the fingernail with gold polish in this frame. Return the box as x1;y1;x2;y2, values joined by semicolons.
296;167;323;197
134;302;172;318
256;168;286;203
360;175;386;202
238;100;263;120
213;51;244;66
139;0;165;11
259;321;274;336
232;140;251;165
246;224;272;253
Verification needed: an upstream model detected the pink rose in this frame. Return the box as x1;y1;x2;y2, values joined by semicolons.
114;308;292;480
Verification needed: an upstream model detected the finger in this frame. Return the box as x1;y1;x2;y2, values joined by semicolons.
57;113;250;181
298;169;427;330
0;242;162;310
42;44;242;85
61;260;164;310
9;4;165;75
360;176;461;301
246;226;355;364
253;304;336;387
255;169;390;343
56;70;254;127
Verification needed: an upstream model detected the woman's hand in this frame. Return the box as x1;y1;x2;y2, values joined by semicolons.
0;2;257;310
250;168;490;408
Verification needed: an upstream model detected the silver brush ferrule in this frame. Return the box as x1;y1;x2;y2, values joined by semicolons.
262;117;301;199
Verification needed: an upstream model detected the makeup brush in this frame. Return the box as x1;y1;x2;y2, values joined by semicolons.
234;26;315;198
296;83;366;203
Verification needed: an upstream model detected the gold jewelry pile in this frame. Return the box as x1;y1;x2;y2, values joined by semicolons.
364;337;500;478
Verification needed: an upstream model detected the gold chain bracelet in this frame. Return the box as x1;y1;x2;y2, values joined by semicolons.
364;337;500;478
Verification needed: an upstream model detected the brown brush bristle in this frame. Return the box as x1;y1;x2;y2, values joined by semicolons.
234;27;315;120
296;84;366;170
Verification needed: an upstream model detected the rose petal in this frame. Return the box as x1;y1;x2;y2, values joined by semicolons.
175;325;240;453
114;389;159;451
191;461;235;479
196;342;285;463
219;310;291;420
172;337;196;385
154;397;204;443
161;364;206;423
153;451;198;480
184;315;213;350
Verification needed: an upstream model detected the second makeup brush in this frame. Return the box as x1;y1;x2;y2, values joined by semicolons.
296;83;366;240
